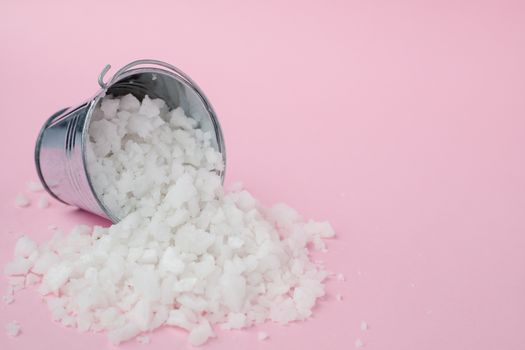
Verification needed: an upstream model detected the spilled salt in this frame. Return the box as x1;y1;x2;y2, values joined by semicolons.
257;331;269;340
5;321;21;337
37;196;49;209
14;194;29;208
5;94;336;347
27;181;44;192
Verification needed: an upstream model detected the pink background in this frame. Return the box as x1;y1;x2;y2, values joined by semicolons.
1;0;524;349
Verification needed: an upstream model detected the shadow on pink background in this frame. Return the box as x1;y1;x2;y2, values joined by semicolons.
1;0;524;349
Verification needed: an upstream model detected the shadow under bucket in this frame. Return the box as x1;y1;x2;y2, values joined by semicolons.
35;59;226;223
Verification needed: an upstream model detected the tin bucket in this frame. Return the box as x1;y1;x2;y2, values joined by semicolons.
35;59;226;223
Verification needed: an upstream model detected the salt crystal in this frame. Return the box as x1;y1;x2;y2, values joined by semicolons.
119;94;140;112
189;320;215;346
14;194;29;207
25;273;40;286
257;331;269;340
108;323;141;345
5;321;21;337
100;98;120;119
2;295;14;304
4;257;32;276
221;312;246;330
137;335;150;344
9;276;26;289
27;181;44;192
229;182;244;192
37;196;49;209
14;236;37;258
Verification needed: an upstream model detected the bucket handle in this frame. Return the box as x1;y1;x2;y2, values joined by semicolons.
97;59;198;91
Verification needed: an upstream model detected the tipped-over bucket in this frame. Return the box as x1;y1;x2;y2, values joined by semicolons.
35;59;226;223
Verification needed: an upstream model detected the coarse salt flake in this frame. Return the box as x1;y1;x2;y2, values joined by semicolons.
5;321;21;337
257;331;269;341
2;295;14;304
27;181;44;192
38;196;49;209
14;194;29;208
136;335;150;344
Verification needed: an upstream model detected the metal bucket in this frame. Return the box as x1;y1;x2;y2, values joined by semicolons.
35;59;226;223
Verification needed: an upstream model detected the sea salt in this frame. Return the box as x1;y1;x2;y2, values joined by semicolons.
14;194;29;208
5;94;336;346
2;294;14;304
37;196;49;209
257;331;269;341
27;181;44;192
5;321;21;337
136;335;150;344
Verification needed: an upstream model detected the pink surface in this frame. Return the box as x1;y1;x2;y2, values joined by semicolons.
1;0;525;349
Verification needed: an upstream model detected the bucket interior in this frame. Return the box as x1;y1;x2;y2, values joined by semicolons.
95;68;223;153
82;68;225;222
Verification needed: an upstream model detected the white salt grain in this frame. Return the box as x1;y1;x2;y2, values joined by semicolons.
108;323;141;345
14;194;29;208
228;181;244;192
189;320;215;346
4;258;32;276
2;295;14;304
37;196;49;209
355;338;364;348
360;321;368;331
14;235;37;258
25;273;40;286
5;321;21;337
27;181;44;192
137;335;151;344
8;276;26;289
257;331;269;341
